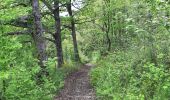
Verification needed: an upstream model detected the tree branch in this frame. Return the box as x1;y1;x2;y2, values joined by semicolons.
40;0;54;12
5;30;31;35
44;37;55;43
62;25;71;29
75;19;95;24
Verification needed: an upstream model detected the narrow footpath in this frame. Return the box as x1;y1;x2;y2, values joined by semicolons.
55;64;96;100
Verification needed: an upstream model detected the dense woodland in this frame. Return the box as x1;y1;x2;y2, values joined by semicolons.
0;0;170;100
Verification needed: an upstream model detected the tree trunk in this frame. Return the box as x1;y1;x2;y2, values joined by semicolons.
53;0;64;67
32;0;47;68
66;0;80;62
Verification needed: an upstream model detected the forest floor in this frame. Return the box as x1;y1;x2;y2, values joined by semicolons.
54;63;96;100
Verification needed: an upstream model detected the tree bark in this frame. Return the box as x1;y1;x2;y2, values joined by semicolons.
53;0;64;67
32;0;47;68
66;0;80;62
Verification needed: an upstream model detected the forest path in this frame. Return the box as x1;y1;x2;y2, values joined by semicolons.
55;63;96;100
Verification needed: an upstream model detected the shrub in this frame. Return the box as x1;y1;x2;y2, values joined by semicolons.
90;51;170;100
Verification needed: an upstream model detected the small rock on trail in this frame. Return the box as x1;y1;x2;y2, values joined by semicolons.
55;64;96;100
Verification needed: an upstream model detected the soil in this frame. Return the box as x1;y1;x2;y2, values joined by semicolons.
55;63;96;100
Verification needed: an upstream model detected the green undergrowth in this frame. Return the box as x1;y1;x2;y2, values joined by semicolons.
0;55;80;100
0;29;81;100
90;50;170;100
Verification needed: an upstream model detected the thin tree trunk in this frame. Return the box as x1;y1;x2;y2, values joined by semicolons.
66;0;80;62
32;0;47;68
53;0;64;67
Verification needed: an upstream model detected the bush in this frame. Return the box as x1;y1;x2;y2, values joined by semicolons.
0;35;79;100
90;51;170;100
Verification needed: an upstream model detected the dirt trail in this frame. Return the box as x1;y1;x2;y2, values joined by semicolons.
55;63;96;100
